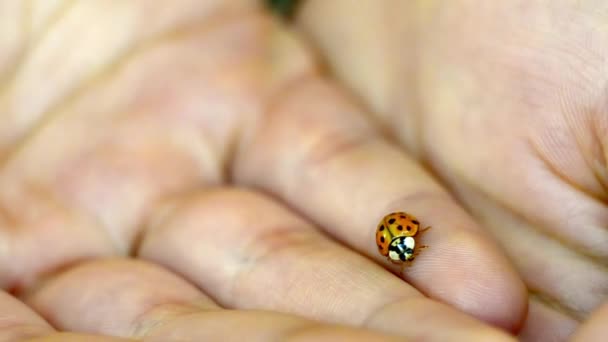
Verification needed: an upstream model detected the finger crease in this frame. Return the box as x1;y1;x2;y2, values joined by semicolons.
359;294;422;328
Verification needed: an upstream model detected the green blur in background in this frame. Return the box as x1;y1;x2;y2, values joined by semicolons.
267;0;300;20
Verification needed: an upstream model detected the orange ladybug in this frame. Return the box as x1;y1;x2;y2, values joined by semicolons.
376;212;430;265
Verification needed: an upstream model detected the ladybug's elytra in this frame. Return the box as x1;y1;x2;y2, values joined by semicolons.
376;212;430;266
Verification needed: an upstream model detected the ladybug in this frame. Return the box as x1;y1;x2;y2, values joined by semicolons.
376;212;430;266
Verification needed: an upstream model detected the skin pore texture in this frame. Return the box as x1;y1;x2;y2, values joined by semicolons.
0;0;605;341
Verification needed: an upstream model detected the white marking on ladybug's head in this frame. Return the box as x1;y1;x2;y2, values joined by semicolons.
403;236;415;249
388;250;401;261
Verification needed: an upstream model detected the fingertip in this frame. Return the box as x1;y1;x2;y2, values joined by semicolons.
409;231;528;333
424;232;528;333
479;239;528;333
518;298;577;342
461;265;528;334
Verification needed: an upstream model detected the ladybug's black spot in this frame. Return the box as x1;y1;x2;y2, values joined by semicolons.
380;236;385;242
400;215;406;219
388;218;396;224
406;226;412;231
412;220;419;225
378;244;383;250
379;225;385;231
397;225;403;231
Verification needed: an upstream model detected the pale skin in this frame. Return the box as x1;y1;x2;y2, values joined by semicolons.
296;1;608;341
0;1;603;341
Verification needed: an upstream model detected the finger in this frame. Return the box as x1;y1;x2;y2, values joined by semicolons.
0;290;53;341
25;258;217;336
517;298;577;342
139;188;515;341
294;0;410;132
23;334;134;342
25;259;403;342
0;290;127;342
571;302;608;342
456;182;608;319
232;76;527;331
0;185;116;292
0;1;25;82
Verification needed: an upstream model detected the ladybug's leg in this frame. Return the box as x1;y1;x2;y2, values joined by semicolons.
418;226;432;236
415;226;431;251
412;245;428;259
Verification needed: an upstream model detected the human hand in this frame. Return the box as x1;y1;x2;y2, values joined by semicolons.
0;1;524;340
296;0;608;340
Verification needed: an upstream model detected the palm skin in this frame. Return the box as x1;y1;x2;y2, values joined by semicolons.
297;1;608;341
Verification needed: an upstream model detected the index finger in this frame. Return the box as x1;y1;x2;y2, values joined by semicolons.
233;76;527;331
0;290;129;342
